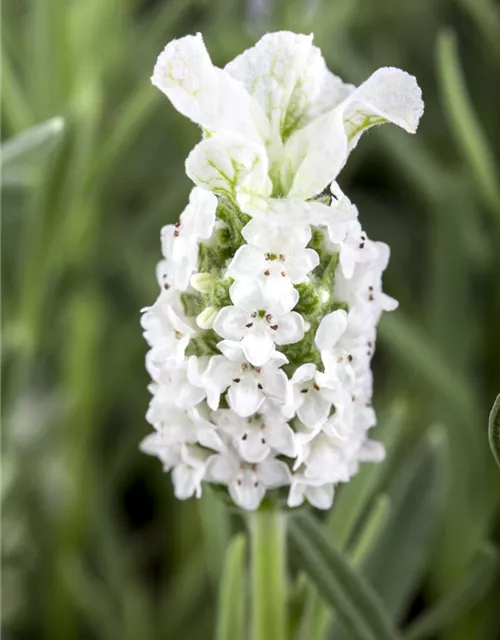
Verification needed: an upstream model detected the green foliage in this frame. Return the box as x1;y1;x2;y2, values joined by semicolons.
2;0;500;639
289;514;400;640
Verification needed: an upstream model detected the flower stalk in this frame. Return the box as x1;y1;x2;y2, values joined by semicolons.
249;507;287;640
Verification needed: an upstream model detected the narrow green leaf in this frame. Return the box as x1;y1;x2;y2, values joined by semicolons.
298;404;405;640
405;544;499;640
311;495;392;640
349;495;391;567
216;533;247;640
1;117;65;187
289;514;400;640
436;28;500;222
488;394;500;468
360;427;447;622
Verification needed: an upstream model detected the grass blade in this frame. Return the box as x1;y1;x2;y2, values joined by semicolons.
289;513;400;640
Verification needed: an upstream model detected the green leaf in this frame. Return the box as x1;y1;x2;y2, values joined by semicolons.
309;495;392;640
488;394;500;468
216;533;247;640
1;117;65;188
349;495;391;567
359;427;447;622
289;513;400;640
436;28;500;222
299;403;405;640
405;544;499;640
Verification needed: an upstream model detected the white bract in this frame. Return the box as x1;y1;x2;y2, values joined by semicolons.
141;30;423;510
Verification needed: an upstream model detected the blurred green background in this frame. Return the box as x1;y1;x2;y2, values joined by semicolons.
2;0;500;639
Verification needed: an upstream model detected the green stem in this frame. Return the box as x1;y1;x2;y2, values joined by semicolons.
249;508;287;640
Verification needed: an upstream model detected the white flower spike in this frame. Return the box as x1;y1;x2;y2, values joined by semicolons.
141;31;423;511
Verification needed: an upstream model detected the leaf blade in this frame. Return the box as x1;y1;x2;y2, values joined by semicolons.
436;28;500;222
359;427;447;622
1;117;65;187
289;514;400;640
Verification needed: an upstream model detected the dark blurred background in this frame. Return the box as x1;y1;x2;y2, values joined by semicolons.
2;1;500;639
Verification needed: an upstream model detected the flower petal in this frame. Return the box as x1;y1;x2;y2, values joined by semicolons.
172;463;202;499
227;245;265;281
266;421;296;457
235;430;270;464
257;457;290;488
202;355;237;410
228;377;264;417
151;34;217;129
226;31;351;141
217;339;247;362
306;483;335;509
183;186;218;239
285;248;320;283
284;108;348;199
290;363;317;385
343;67;424;147
241;330;275;367
213;306;248;341
229;476;266;511
226;32;314;138
185;133;272;204
152;33;268;141
272;311;305;346
259;368;289;404
315;309;348;351
297;393;331;429
229;280;266;311
242;216;312;251
206;452;239;483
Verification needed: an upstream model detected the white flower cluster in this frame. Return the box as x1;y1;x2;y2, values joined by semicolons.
140;32;423;511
